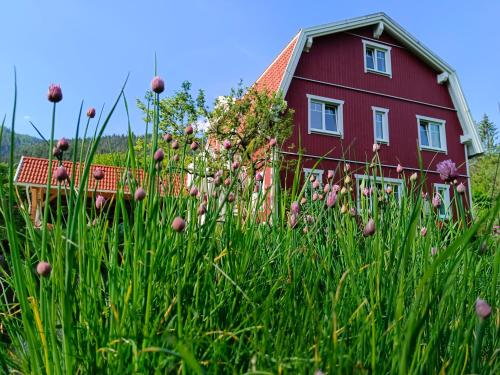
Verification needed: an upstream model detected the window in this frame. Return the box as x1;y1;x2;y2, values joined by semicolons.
307;94;344;136
434;183;451;219
355;174;403;212
372;106;389;144
363;40;392;77
303;168;324;198
417;115;447;152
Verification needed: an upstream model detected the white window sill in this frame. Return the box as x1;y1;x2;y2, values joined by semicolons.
365;68;392;78
375;139;389;145
309;129;343;137
419;145;447;154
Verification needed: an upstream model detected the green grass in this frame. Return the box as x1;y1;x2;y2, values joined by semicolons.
0;76;498;374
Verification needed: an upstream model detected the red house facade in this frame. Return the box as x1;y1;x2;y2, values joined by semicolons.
255;13;483;217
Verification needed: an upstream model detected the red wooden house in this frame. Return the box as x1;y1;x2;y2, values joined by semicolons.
254;13;483;217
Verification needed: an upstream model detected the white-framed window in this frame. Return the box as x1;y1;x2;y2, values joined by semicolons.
434;183;451;219
303;168;324;185
417;115;447;153
363;40;392;77
307;94;344;137
355;174;403;211
372;106;389;144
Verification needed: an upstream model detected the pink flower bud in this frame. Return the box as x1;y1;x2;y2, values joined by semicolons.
57;138;69;151
185;124;194;135
396;164;403;174
350;207;357;217
154;148;164;162
309;175;316;183
363;187;371;197
431;247;438;256
327;170;335;180
256;173;263;182
344;163;350;172
95;195;106;210
432;194;441;208
134;187;146;201
190;141;199;151
36;261;52;277
332;184;340;193
323;184;330;193
223;139;231;150
189;186;198;197
288;213;298;229
197;203;207;216
86;107;96;118
269;138;277;147
55;166;68;182
151;76;165;94
254;183;260;193
171;140;179;150
305;214;314;224
93;168;105;181
326;192;337;208
52;146;62;159
475;298;492;319
213;176;222;186
224;177;231;186
172;216;186;232
48;84;62;103
457;182;466;194
422;191;429;200
363;218;376;237
291;201;300;215
318;194;324;200
312;180;320;189
300;197;307;205
163;133;173;142
227;192;235;203
312;192;319;201
420;227;427;237
232;161;240;170
173;154;179;162
373;143;380;152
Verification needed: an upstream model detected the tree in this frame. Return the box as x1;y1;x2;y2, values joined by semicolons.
476;114;498;153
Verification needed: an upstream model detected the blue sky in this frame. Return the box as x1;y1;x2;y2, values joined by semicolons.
1;0;499;141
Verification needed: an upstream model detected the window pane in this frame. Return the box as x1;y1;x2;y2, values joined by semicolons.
437;188;446;217
310;101;322;129
376;50;386;72
325;105;337;132
420;122;429;146
375;112;384;139
430;123;441;148
366;48;375;70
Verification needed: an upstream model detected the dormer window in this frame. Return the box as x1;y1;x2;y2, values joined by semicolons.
363;40;392;77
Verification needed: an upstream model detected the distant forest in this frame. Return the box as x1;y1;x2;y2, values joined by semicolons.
0;128;134;164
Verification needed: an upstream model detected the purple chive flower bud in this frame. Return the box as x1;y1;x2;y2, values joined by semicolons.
52;146;62;158
190;141;199;151
223;139;231;150
173;154;179;162
227;192;235;203
151;76;165;94
323;184;330;193
305;214;314;224
185;124;194;135
420;227;427;237
163;133;173;142
312;192;319;201
327;170;335;180
396;164;403;174
318;194;324;200
457;182;466;194
47;84;62;103
95;195;106;210
332;184;341;193
363;218;376;237
134;187;146;201
309;175;316;183
36;261;52;277
189;186;198;197
256;173;263;182
197;203;207;216
363;187;371;197
288;213;298;229
57;138;69;151
171;140;179;150
432;194;441;208
326;192;337;208
312;180;320;189
300;197;307;205
475;298;492;320
213;176;222;186
373;143;380;152
232;161;240;170
55;166;68;182
436;159;459;183
224;177;231;186
86;107;96;118
93;168;105;181
291;201;300;215
431;247;438;256
154;148;165;162
172;216;186;232
269;138;277;147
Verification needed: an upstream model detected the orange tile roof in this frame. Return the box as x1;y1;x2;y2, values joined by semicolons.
14;156;183;196
254;32;300;93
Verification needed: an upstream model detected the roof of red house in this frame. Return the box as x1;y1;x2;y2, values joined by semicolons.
13;156;183;196
254;32;299;93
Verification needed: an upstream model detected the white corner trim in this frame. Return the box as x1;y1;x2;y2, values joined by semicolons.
437;72;449;84
306;94;344;137
371;106;390;144
416;115;448;153
373;22;384;39
304;36;313;52
13;156;24;183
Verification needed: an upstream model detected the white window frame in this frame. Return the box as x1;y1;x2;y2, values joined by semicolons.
362;40;392;77
434;183;451;219
303;168;324;186
416;115;447;153
355;174;403;212
372;106;390;144
307;94;344;137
